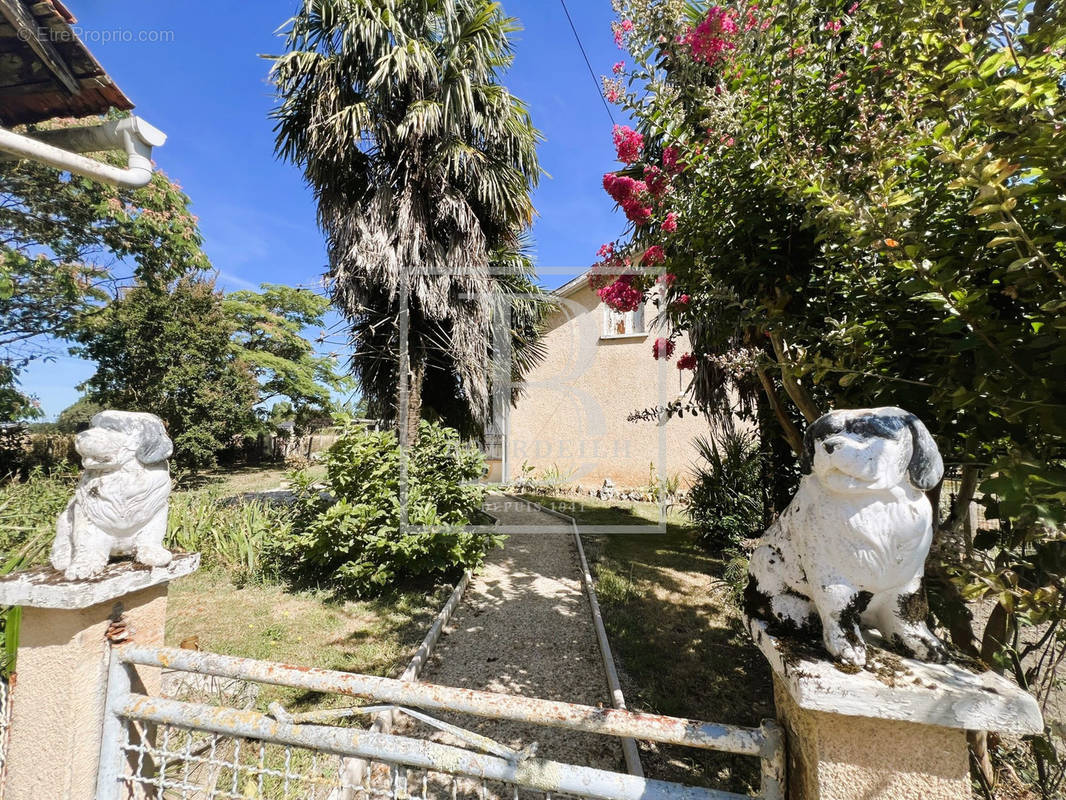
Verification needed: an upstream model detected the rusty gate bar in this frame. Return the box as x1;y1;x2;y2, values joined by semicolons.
117;644;774;759
114;694;748;800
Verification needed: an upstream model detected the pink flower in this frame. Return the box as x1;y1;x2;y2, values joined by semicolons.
603;173;639;203
613;61;625;75
597;275;644;312
677;353;697;370
872;40;883;50
644;165;669;197
652;337;676;360
662;146;682;175
848;1;859;12
641;246;666;266
597;242;615;259
721;135;735;147
674;293;691;307
681;6;738;65
658;272;676;287
605;87;621;103
662;212;678;233
621;19;634;32
825;19;842;32
613;125;644;164
624;201;653;226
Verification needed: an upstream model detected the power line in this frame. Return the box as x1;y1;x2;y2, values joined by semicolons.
558;0;616;126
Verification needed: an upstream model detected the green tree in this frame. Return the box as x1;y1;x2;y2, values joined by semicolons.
270;0;545;444
56;396;104;434
75;277;258;469
222;283;351;426
0;114;209;419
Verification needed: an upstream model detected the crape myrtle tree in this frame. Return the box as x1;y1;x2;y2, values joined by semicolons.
0;113;209;421
270;0;549;445
600;0;1065;790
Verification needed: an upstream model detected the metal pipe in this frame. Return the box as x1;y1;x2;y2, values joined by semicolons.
95;647;133;800
117;644;770;757
0;116;166;188
120;695;747;800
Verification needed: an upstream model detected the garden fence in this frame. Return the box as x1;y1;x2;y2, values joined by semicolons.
98;644;785;800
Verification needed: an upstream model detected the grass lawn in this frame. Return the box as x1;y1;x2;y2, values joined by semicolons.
165;568;452;712
175;462;326;496
516;493;773;796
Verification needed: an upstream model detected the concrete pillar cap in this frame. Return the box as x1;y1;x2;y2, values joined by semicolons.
748;617;1043;734
0;553;200;610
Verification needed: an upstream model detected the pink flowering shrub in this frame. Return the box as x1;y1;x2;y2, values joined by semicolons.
662;212;678;233
613;125;644;164
596;275;644;313
680;6;738;66
677;353;697;370
643;165;669;197
602;173;653;226
652;337;675;360
641;245;666;266
662;146;682;175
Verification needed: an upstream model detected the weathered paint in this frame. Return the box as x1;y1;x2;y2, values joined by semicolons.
117;645;773;757
119;694;748;800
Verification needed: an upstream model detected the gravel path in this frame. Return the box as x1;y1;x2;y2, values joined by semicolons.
394;494;623;771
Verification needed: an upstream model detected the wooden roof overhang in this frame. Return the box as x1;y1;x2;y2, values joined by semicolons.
0;0;133;127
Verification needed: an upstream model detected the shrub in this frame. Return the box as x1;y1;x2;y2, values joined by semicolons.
274;419;499;594
687;429;765;550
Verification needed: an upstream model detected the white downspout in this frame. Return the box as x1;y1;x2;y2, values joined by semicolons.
0;116;166;188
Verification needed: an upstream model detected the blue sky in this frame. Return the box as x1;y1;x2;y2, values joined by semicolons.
24;0;627;419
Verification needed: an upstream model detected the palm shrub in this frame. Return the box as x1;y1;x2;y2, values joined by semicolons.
276;418;499;594
687;430;765;551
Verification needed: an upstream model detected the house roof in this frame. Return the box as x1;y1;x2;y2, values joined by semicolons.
552;271;590;299
0;0;134;127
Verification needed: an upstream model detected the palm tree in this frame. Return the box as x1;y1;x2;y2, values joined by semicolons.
270;0;545;445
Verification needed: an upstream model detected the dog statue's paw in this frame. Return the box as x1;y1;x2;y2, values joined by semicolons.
136;545;173;568
64;559;107;581
824;629;867;668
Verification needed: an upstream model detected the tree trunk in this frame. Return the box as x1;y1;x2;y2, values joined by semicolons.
769;332;821;423
756;366;804;456
404;358;424;447
950;464;980;559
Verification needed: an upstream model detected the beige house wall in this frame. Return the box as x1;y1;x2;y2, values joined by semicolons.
506;281;712;488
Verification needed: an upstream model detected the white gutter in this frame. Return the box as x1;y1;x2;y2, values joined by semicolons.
0;116;166;188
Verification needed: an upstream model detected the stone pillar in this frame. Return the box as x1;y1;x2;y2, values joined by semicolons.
0;555;199;800
749;618;1043;800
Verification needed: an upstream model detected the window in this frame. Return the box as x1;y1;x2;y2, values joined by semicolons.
602;303;645;337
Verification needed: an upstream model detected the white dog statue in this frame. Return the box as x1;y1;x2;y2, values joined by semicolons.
746;406;947;666
50;410;174;580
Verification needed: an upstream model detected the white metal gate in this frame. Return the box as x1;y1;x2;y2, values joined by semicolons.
96;644;785;800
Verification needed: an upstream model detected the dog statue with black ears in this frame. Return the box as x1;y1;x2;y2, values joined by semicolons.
746;406;948;667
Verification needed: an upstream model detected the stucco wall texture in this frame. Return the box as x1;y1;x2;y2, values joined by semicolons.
507;282;715;488
772;676;972;800
5;585;167;800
